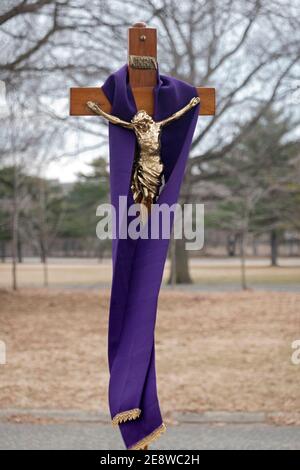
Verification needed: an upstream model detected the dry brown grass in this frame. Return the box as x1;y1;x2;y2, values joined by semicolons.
0;288;299;422
0;260;299;287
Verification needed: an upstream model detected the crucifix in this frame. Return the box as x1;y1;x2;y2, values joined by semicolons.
69;23;216;450
69;22;216;222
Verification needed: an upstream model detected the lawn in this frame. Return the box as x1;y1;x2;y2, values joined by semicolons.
0;288;299;424
0;258;299;288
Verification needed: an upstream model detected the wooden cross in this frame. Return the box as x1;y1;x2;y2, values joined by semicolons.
69;22;216;118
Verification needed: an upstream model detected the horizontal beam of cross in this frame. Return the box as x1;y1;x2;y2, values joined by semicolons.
70;86;215;117
69;23;216;118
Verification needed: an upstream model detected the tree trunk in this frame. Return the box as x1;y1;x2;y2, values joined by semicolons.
270;230;278;266
0;241;6;262
252;236;258;256
227;233;237;257
39;178;49;287
168;237;192;284
40;242;46;263
17;237;22;263
11;179;18;291
43;257;48;287
240;232;247;290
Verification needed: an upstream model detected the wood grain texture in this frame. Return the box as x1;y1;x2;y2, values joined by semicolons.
70;87;216;116
128;25;157;87
70;24;216;118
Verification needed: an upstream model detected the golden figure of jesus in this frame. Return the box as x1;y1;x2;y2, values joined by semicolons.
86;96;200;223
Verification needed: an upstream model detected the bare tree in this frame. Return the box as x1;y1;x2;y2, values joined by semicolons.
142;0;300;282
1;0;300;284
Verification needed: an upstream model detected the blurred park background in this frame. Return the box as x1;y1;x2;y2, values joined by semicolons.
0;0;300;438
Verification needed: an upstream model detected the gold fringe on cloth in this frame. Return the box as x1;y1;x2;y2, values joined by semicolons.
128;423;167;450
112;408;141;426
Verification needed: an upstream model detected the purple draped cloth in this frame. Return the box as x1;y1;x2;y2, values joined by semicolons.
101;64;199;449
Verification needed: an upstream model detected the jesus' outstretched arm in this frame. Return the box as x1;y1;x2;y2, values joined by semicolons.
86;101;133;129
158;96;200;127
